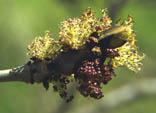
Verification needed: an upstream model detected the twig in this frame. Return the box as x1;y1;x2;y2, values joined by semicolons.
0;65;31;83
0;26;128;84
0;61;50;84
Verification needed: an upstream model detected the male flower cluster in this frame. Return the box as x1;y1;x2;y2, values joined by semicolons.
59;8;112;49
27;31;62;60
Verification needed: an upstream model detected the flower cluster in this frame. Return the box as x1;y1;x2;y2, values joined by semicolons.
110;15;145;72
59;8;112;50
74;44;120;99
112;41;145;72
76;58;114;99
27;31;62;60
27;8;145;102
51;74;74;103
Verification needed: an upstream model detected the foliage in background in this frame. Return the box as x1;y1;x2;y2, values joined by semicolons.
0;0;155;113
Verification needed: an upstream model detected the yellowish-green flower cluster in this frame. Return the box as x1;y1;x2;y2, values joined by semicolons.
27;31;62;60
112;41;145;72
59;8;112;49
111;15;145;72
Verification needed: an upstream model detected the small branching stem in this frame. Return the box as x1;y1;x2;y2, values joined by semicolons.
0;69;12;82
0;61;50;83
0;65;31;83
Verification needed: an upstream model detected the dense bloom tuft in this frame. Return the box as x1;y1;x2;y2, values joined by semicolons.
27;8;145;102
75;50;117;98
112;41;145;72
59;8;112;50
110;15;145;72
27;31;62;60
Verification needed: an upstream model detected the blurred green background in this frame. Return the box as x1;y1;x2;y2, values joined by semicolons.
0;0;156;113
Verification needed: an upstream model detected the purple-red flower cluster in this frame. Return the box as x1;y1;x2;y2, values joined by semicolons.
75;48;119;99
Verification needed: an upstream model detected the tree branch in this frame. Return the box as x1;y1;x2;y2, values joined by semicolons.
0;26;128;84
0;61;50;84
0;65;31;83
